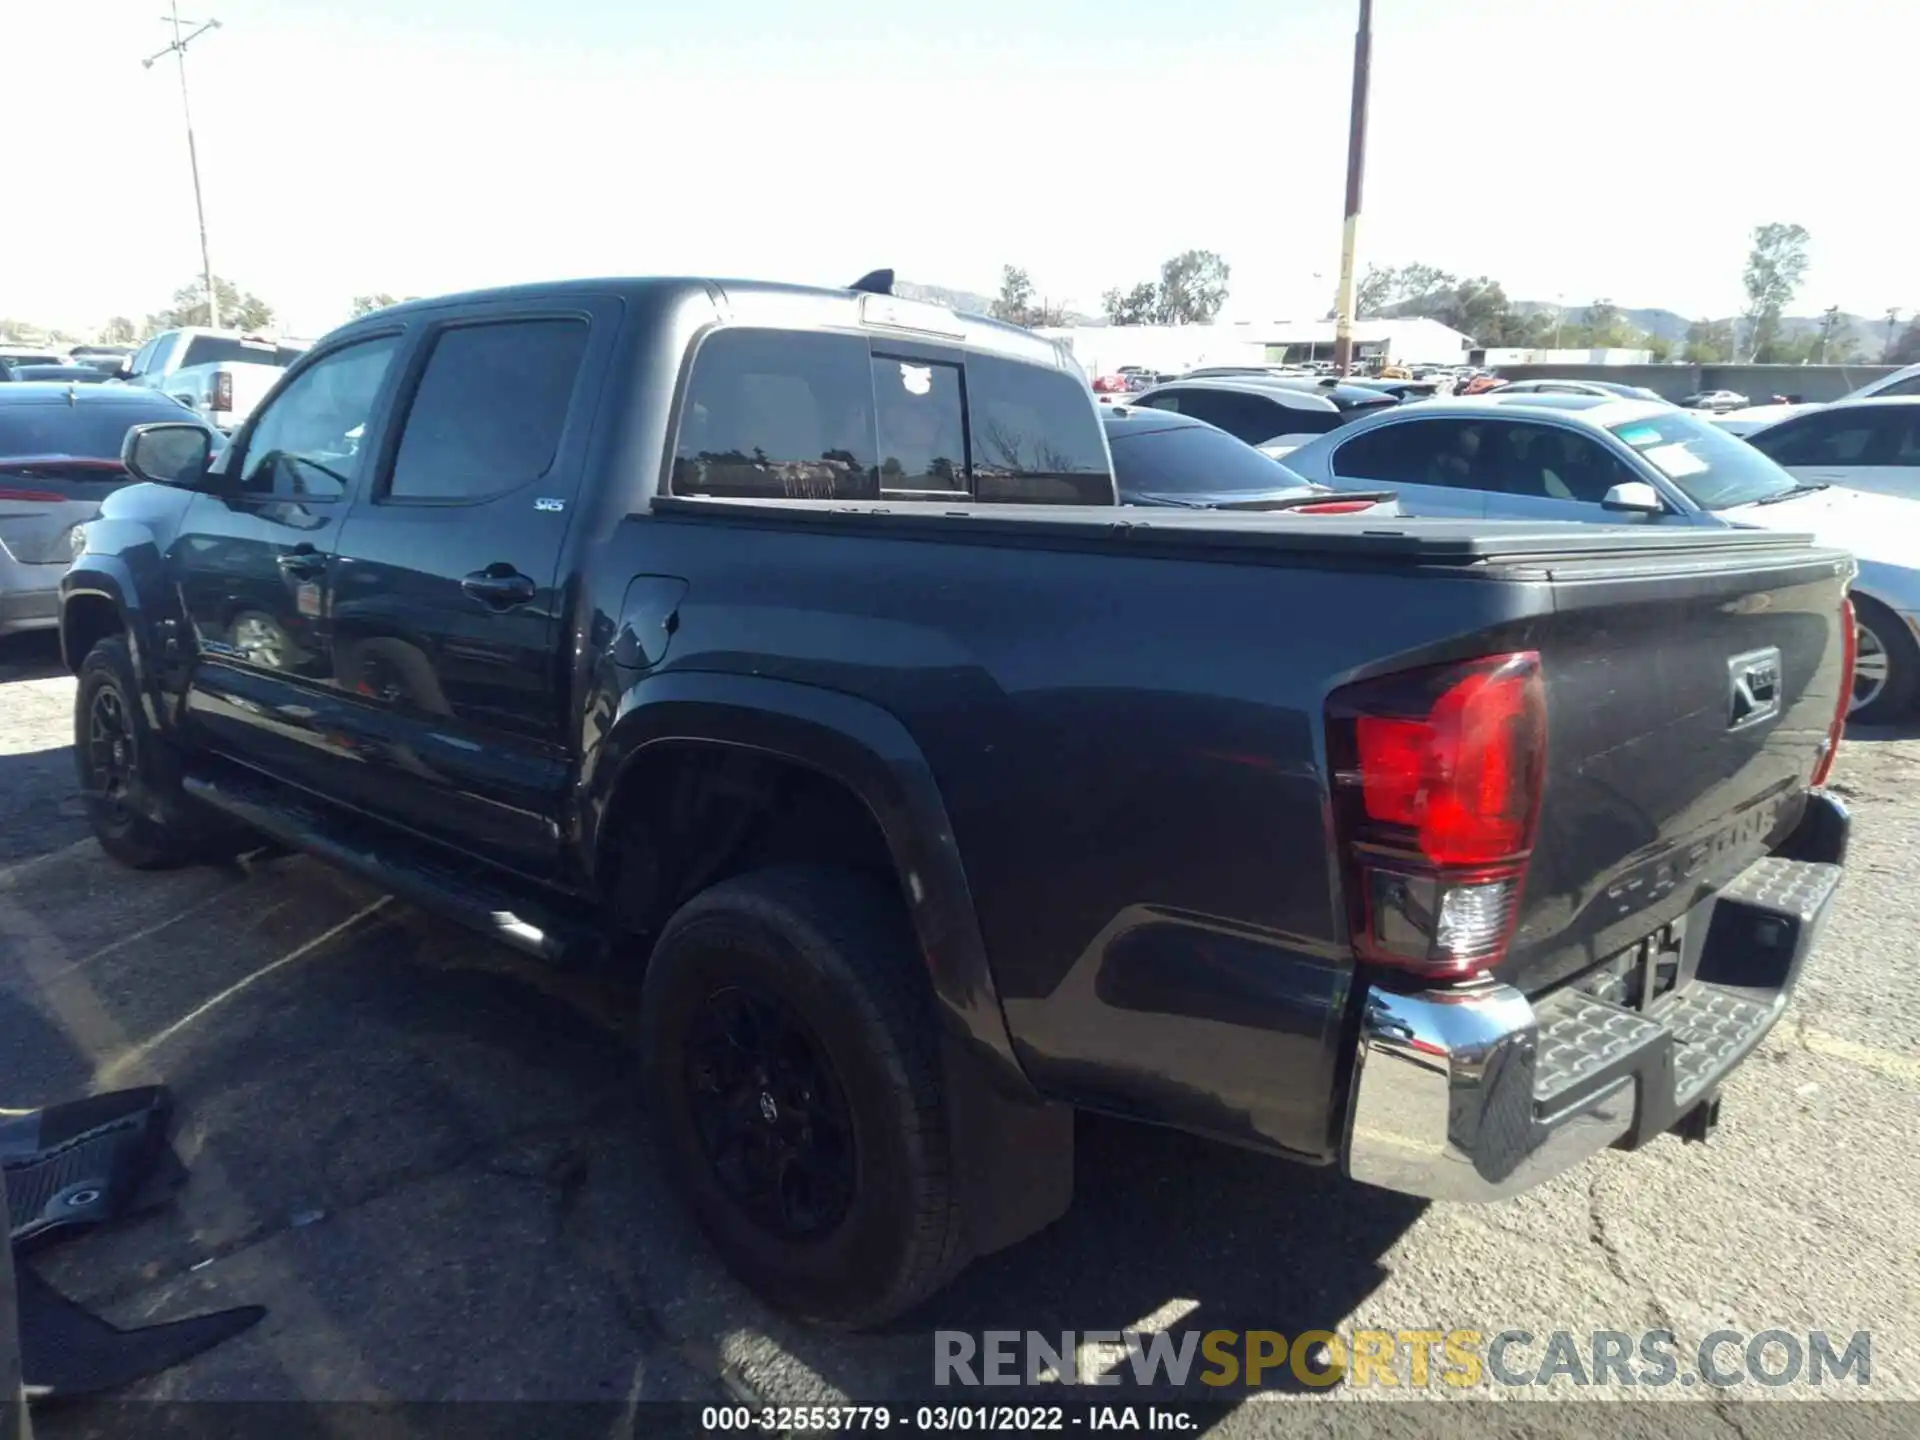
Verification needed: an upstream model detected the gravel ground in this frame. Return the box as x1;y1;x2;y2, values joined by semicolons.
1;631;1915;1435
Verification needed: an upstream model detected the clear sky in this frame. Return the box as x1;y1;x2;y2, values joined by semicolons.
5;0;1913;337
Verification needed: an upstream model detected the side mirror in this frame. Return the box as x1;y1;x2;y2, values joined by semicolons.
1602;480;1666;515
123;422;216;489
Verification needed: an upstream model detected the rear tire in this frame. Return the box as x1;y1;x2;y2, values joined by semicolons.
1849;595;1918;724
639;866;966;1328
74;635;238;869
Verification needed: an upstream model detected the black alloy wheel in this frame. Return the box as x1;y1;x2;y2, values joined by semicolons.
85;683;136;830
684;983;857;1241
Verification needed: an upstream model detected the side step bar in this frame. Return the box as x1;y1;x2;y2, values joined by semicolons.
182;768;597;965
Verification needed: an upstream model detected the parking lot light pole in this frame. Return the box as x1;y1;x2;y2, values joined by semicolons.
143;5;222;330
1330;0;1372;377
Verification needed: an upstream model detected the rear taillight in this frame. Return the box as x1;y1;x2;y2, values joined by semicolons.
0;488;67;504
1811;596;1857;788
1294;499;1378;515
213;370;234;412
1328;652;1547;979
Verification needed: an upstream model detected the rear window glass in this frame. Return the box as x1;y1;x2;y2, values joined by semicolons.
1109;421;1308;497
180;336;305;369
673;328;879;501
874;357;967;495
0;398;207;460
670;330;1115;506
967;355;1113;504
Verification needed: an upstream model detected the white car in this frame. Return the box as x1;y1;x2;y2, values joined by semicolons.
1740;396;1920;503
1711;362;1920;435
124;328;308;432
1281;396;1920;718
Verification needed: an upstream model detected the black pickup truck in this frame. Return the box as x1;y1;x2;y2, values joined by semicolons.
61;275;1855;1328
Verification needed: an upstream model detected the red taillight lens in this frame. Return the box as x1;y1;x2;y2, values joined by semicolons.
1330;652;1547;978
0;488;68;504
1294;499;1379;515
214;370;234;412
1811;596;1856;788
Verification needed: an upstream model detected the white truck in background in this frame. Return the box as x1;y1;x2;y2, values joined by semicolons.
123;328;308;432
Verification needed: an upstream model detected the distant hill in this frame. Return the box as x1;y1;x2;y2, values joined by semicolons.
1511;300;1890;356
896;279;1099;327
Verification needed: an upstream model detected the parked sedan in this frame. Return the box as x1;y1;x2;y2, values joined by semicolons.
4;365;112;385
1495;378;1668;403
0;384;221;638
1101;405;1396;514
1281;395;1920;719
1124;378;1346;452
1741;397;1920;503
1678;389;1749;411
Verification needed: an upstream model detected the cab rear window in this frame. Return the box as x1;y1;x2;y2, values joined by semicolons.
670;327;1114;505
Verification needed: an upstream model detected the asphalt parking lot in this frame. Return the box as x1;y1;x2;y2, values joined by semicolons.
3;630;1916;1434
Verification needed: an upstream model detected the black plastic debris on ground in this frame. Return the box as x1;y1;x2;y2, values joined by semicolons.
3;1085;266;1398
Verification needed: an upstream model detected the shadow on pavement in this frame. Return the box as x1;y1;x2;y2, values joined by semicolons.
4;822;1421;1415
1841;717;1920;743
0;746;88;868
0;635;65;686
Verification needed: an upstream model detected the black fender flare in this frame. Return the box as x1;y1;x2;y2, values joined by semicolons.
58;558;167;730
583;668;1031;1099
584;670;1075;1254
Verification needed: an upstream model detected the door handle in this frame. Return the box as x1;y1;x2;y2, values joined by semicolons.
277;546;326;578
461;566;536;609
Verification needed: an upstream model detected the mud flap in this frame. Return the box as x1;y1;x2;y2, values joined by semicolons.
17;1269;264;1399
4;1087;266;1397
940;1033;1075;1257
2;1087;184;1245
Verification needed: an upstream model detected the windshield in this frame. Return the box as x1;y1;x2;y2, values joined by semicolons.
1110;421;1312;498
180;336;305;369
0;398;209;460
1607;411;1798;509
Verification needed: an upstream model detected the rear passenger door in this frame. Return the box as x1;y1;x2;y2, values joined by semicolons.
1325;418;1488;516
325;298;618;877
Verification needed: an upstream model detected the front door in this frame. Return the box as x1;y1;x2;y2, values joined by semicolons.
1472;420;1692;526
176;332;405;786
325;301;615;878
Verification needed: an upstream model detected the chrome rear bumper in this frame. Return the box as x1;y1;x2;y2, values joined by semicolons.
1341;816;1845;1203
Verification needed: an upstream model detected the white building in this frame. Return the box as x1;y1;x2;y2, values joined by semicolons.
1038;316;1475;376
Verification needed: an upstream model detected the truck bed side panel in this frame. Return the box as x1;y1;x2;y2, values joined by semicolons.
603;511;1551;1159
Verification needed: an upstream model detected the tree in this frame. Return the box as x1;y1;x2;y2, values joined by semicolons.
1682;318;1734;364
1888;317;1920;366
148;275;277;333
1353;264;1395;318
987;267;1063;329
100;315;138;345
1740;222;1810;363
1102;250;1231;327
351;293;399;318
991;267;1035;326
1152;249;1230;324
1101;281;1159;326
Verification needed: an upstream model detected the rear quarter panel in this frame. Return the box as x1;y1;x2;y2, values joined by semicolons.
599;509;1552;1160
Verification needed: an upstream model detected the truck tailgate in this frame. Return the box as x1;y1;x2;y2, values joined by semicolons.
1501;541;1853;997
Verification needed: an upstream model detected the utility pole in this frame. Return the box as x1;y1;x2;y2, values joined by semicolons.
1331;0;1372;377
144;5;222;329
1818;305;1839;364
1886;308;1903;362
